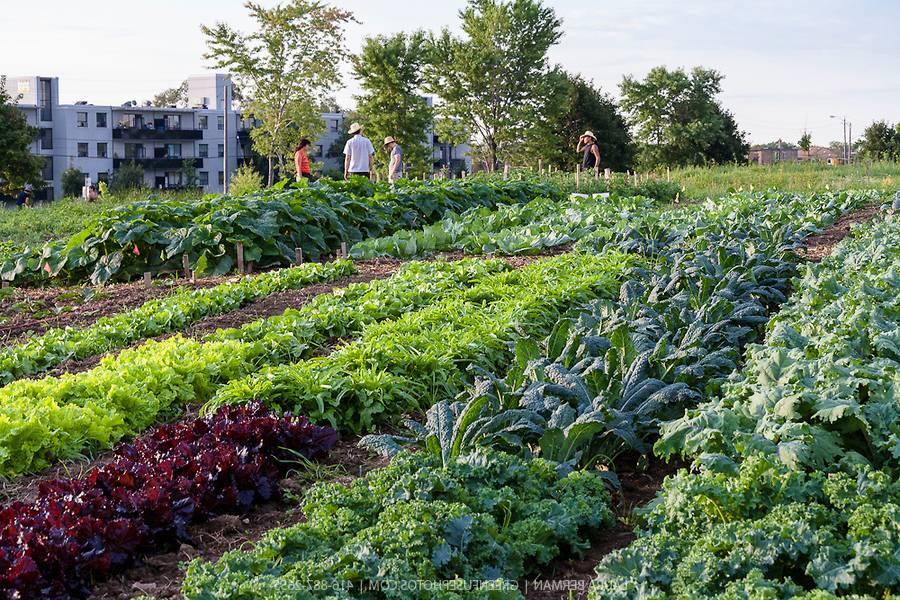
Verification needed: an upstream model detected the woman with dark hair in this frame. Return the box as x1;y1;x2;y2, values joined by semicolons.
294;139;314;181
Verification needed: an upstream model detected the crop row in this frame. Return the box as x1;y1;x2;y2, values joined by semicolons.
206;251;636;431
0;403;336;599
0;259;508;475
350;194;657;259
1;177;560;284
182;449;612;598
592;213;899;597
0;260;355;386
178;191;876;597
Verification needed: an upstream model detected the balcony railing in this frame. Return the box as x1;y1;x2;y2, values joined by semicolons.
113;158;202;170
113;127;203;141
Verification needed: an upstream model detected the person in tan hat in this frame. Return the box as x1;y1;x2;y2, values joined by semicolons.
383;136;404;183
343;122;375;180
576;131;601;175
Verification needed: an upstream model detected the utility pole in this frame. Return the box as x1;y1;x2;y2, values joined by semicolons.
223;81;230;194
848;122;853;163
830;115;848;163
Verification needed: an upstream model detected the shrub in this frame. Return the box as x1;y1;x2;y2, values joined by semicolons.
60;167;84;198
109;162;145;193
229;163;264;196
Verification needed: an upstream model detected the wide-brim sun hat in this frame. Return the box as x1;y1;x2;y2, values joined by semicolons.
348;122;362;135
582;131;596;140
383;136;396;146
24;184;34;191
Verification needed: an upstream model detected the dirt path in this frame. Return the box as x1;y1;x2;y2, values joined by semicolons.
798;204;881;261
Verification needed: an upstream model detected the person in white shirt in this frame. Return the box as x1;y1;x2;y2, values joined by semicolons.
343;122;376;180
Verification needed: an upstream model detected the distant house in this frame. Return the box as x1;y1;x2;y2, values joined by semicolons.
749;140;799;165
798;145;841;163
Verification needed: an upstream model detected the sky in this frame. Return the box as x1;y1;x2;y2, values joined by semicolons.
3;0;898;145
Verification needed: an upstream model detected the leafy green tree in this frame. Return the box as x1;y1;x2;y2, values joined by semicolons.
61;167;84;197
856;120;900;161
798;131;812;153
180;159;199;188
0;76;43;195
353;32;432;178
110;162;145;193
153;80;188;107
620;66;748;168
425;0;563;171
528;70;634;172
202;0;355;186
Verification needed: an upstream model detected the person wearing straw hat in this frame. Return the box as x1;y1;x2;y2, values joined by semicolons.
343;122;375;180
576;131;601;175
383;136;403;183
16;184;34;208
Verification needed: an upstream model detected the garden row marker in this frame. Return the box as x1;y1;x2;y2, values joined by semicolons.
143;272;152;288
295;247;303;264
182;255;192;280
236;242;245;274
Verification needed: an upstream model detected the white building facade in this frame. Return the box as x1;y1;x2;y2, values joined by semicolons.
5;75;473;200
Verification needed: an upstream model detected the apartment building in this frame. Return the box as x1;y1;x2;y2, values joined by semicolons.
4;74;244;199
5;75;472;200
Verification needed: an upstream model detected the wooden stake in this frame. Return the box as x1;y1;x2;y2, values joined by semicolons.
295;247;303;265
503;163;509;180
340;242;348;259
1;281;8;289
604;168;611;181
666;167;671;182
575;164;581;190
143;272;152;287
247;262;254;274
236;242;245;274
538;159;542;173
182;255;191;279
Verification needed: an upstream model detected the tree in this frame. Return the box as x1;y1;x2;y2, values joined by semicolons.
153;81;188;107
180;159;199;188
856;120;900;161
0;76;43;195
619;66;749;169
352;32;432;178
61;167;84;197
798;131;812;153
527;70;634;172
202;0;355;186
425;0;563;172
109;162;145;193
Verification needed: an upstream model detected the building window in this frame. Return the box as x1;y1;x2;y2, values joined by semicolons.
166;171;183;187
199;143;209;158
124;143;145;159
96;112;107;128
40;128;53;150
77;142;89;157
41;157;53;180
198;115;208;130
199;171;209;186
165;114;182;130
218;171;224;185
97;142;108;158
76;112;88;128
97;172;109;184
166;144;182;158
217;116;224;130
330;119;339;131
217;144;224;157
39;78;52;121
315;145;323;158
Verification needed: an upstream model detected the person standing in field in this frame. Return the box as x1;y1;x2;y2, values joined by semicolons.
577;131;601;175
294;139;314;182
16;184;34;208
343;122;375;180
383;136;403;183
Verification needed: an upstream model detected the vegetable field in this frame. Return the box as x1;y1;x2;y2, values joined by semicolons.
0;176;896;599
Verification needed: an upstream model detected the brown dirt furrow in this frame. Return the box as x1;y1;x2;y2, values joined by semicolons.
522;458;682;600
0;277;225;345
798;203;881;261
